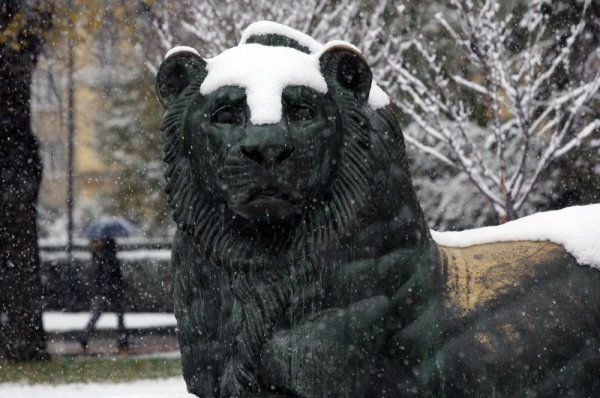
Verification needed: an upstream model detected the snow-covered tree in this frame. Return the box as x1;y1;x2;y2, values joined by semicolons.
146;0;364;63
95;66;171;235
144;0;599;225
389;0;600;222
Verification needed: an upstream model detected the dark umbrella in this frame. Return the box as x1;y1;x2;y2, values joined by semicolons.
82;216;141;240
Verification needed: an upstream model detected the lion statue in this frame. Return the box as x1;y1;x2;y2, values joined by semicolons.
156;21;600;398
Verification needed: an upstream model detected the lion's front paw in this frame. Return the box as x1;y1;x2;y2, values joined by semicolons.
259;295;391;397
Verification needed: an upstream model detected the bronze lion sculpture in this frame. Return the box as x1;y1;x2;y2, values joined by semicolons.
156;22;600;398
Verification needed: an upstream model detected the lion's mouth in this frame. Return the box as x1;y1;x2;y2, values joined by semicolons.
230;185;302;222
245;187;292;204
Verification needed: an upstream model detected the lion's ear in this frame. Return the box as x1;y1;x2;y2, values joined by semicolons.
156;47;206;108
319;44;372;104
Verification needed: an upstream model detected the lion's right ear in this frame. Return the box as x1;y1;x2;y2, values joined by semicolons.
156;47;206;108
319;43;372;105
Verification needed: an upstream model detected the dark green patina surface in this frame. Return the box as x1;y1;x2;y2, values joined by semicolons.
156;32;600;397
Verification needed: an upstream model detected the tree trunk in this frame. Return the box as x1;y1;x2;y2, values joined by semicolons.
0;0;50;361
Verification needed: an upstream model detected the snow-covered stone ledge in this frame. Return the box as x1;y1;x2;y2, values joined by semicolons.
431;204;600;269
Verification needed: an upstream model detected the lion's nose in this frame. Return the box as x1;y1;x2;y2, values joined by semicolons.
240;145;295;168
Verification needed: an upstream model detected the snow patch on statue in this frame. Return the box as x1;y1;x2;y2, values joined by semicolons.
432;204;600;269
200;44;328;125
164;45;200;59
240;20;324;54
163;20;390;125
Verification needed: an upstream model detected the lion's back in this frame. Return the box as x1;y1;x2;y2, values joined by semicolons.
411;240;600;396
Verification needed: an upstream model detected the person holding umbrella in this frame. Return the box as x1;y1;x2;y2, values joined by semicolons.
79;217;139;351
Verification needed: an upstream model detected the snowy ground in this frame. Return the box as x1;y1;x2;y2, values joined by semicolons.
43;312;177;332
43;312;179;356
0;377;194;398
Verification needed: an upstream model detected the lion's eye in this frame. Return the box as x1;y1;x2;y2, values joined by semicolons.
289;105;315;122
212;106;241;125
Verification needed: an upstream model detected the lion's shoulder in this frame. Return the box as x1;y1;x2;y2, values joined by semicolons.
411;239;600;396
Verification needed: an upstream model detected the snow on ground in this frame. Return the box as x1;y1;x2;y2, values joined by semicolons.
0;377;193;398
40;250;171;262
432;204;600;269
43;312;176;333
116;250;171;261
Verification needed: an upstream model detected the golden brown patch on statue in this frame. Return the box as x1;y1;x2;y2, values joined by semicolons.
439;240;570;315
